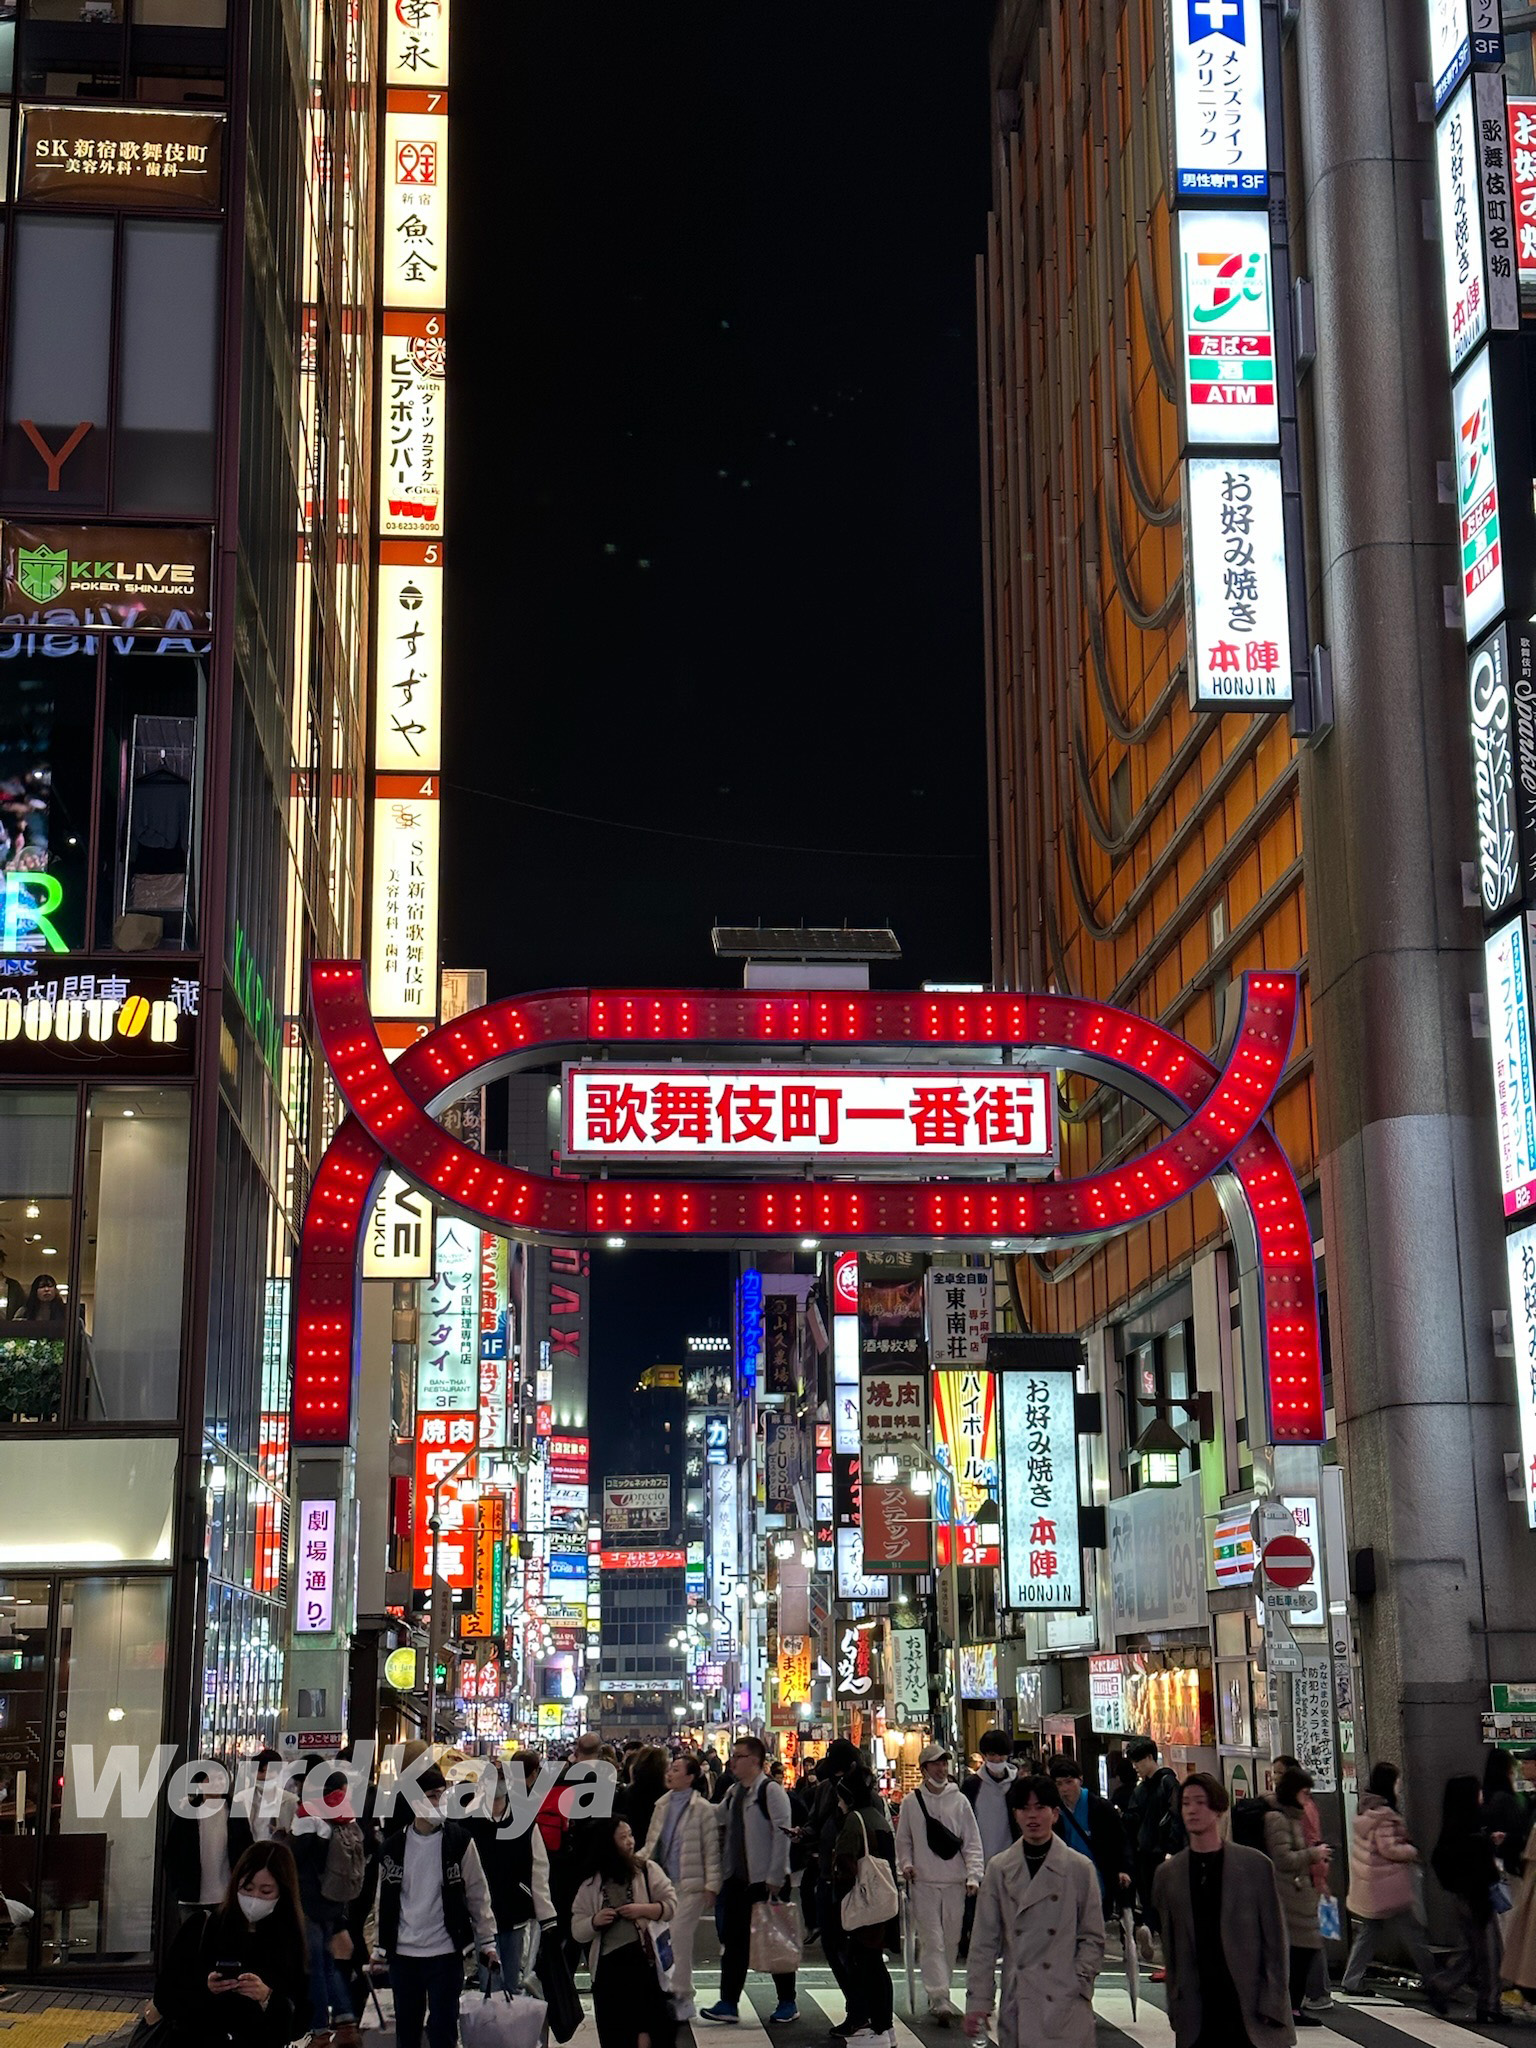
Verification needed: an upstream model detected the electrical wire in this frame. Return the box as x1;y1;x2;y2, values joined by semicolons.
444;781;983;862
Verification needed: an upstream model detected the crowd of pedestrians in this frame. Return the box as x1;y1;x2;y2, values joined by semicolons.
127;1724;1536;2048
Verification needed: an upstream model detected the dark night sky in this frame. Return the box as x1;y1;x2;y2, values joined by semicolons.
442;3;996;1401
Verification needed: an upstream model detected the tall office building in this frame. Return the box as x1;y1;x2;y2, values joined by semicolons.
978;0;1534;1826
0;0;378;1975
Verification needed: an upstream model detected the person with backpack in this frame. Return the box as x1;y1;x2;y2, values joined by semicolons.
466;1752;557;1993
369;1764;499;2048
1125;1737;1184;1962
1047;1755;1130;1915
698;1735;799;2026
895;1743;983;2022
280;1757;366;2048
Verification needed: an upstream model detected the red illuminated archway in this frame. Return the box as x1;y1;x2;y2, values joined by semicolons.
294;964;1323;1450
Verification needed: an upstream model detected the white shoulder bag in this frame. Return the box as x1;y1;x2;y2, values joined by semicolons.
840;1812;900;1931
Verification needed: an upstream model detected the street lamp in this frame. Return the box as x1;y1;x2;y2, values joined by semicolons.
1132;1417;1187;1489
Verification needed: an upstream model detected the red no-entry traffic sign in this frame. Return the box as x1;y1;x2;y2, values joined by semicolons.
1261;1532;1314;1588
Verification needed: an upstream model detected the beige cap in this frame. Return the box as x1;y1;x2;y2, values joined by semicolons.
918;1742;951;1766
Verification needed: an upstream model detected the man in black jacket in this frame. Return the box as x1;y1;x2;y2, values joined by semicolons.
1048;1756;1130;1915
1124;1738;1184;1962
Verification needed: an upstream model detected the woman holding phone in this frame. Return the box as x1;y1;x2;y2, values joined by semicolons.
149;1839;312;2045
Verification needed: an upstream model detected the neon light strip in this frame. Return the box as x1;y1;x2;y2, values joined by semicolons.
294;967;1322;1448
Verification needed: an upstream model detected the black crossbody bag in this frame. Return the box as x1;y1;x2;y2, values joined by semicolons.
913;1789;965;1861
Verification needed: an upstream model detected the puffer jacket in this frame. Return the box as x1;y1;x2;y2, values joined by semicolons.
640;1789;722;1896
1346;1792;1420;1920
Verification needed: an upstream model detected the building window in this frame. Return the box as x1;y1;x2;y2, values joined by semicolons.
1125;1322;1193;1490
114;218;220;512
0;644;204;956
0;1570;172;1971
13;0;228;104
2;212;222;515
0;651;93;951
95;651;204;951
0;1084;189;1426
78;1085;188;1420
0;1088;74;1421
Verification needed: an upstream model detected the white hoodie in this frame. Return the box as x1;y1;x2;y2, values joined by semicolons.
896;1779;985;1885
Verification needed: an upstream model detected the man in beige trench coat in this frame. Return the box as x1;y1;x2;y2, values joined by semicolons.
963;1774;1104;2048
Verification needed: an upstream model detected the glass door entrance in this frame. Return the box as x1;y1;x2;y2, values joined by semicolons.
0;1573;170;1972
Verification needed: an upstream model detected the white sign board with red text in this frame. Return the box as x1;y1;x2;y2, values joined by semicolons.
564;1065;1057;1165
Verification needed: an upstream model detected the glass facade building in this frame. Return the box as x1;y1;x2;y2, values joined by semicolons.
0;0;375;1974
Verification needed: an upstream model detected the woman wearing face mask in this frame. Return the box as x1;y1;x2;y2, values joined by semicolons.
148;1839;311;2045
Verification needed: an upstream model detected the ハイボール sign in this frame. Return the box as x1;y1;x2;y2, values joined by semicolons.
1;523;213;636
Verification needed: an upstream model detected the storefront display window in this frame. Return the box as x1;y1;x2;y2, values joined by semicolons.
0;654;92;954
0;1085;188;1425
0;1570;170;1971
0;1090;74;1422
79;1086;187;1420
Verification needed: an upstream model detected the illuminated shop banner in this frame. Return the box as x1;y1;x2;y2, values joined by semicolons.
1;523;213;637
1488;914;1536;1216
1468;625;1536;922
1510;98;1536;288
418;1217;479;1410
20;103;224;207
1436;75;1518;373
931;1369;1001;1569
368;773;439;1021
363;1170;432;1278
1177;211;1277;446
564;1064;1057;1164
999;1369;1082;1611
379;313;446;538
1505;1222;1536;1526
1167;0;1266;200
891;1624;929;1722
1183;457;1292;707
597;1547;686;1571
924;1265;992;1365
412;1410;477;1589
386;0;449;89
602;1472;671;1533
1428;0;1502;113
0;959;199;1071
835;1525;889;1602
295;1499;338;1634
383;92;448;309
959;1645;998;1700
375;541;442;772
1453;340;1536;645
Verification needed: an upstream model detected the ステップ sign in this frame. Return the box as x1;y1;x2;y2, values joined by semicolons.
564;1065;1056;1163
